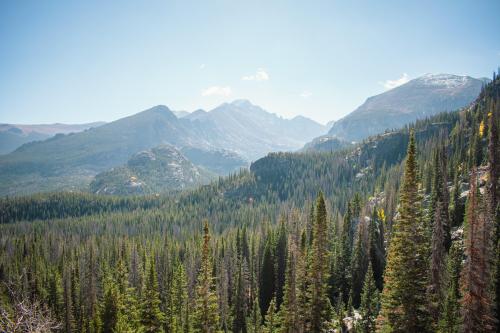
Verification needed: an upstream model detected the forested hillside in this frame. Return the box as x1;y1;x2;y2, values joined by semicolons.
0;74;499;332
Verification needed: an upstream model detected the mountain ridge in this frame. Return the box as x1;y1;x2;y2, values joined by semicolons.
327;73;489;142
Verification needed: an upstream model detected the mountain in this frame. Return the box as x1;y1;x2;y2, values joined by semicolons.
90;145;214;195
185;99;326;159
0;101;325;196
0;122;105;155
328;74;489;142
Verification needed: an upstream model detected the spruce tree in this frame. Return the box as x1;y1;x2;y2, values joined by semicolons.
350;223;368;309
259;236;275;319
193;221;220;333
307;191;332;332
368;208;385;291
359;262;379;333
141;257;165;333
101;278;119;333
262;297;279;333
379;131;431;332
275;219;288;309
233;259;248;333
279;245;299;333
438;242;462;333
167;263;190;333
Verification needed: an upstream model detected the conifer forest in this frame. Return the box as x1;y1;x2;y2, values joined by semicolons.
1;74;499;332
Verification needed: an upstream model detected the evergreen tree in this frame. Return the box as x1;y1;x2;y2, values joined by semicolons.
379;131;431;332
262;297;279;333
115;258;143;332
167;263;191;333
350;223;368;309
275;219;288;309
101;277;119;333
260;236;275;320
438;242;462;333
359;262;379;333
193;221;220;333
279;244;299;333
248;296;262;333
63;268;75;333
368;208;385;291
337;202;353;305
233;259;248;333
141;257;165;333
307;191;332;332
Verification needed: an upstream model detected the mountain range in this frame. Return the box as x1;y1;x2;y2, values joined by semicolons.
0;73;489;196
0;122;105;155
0;101;324;195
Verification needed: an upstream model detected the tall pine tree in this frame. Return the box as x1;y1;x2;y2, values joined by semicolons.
307;191;332;332
379;131;431;332
193;221;220;333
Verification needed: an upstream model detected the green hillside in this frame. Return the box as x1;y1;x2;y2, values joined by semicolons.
0;74;498;332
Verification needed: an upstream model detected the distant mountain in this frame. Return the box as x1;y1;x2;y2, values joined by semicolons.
90;145;214;195
0;122;105;155
0;101;325;196
185;100;327;159
328;74;489;142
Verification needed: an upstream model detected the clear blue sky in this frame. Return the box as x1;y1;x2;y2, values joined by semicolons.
0;0;499;124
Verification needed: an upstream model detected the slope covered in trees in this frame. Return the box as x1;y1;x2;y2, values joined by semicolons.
0;73;499;332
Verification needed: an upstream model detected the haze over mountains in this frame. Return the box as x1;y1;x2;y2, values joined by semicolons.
0;100;325;195
0;73;489;196
0;122;105;155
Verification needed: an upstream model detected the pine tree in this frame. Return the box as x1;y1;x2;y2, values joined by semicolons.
63;267;75;333
379;131;431;332
167;263;191;333
368;208;385;291
460;169;496;332
350;223;368;309
359;262;379;333
115;258;143;333
260;236;275;319
101;277;119;333
307;191;332;332
337;202;353;305
248;296;262;333
279;244;299;333
275;219;288;309
193;221;220;333
262;297;279;333
438;242;462;333
233;259;248;333
141;257;165;333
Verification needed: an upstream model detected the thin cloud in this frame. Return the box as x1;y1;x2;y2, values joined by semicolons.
242;68;269;81
380;73;410;90
199;64;206;69
300;90;312;98
201;86;232;97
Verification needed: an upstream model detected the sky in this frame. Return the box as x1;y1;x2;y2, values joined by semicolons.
0;1;499;125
